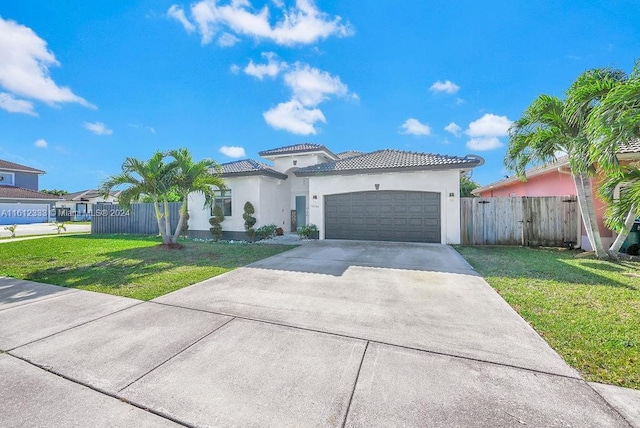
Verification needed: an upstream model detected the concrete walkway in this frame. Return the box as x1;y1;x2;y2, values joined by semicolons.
1;241;639;427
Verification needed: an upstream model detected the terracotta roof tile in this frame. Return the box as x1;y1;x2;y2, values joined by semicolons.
0;185;61;200
0;159;45;174
220;159;288;180
295;149;482;176
259;143;335;157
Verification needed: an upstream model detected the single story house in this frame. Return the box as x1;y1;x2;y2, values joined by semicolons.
472;141;640;250
188;144;483;243
0;159;60;225
56;189;121;221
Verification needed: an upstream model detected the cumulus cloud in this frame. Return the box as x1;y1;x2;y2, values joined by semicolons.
0;92;36;115
169;0;353;46
466;113;512;137
84;121;113;136
167;5;196;32
34;138;48;148
218;32;240;47
0;17;92;115
244;52;285;79
248;60;351;135
464;113;512;151
467;137;503;151
219;145;247;158
399;118;431;136
429;80;460;94
444;122;462;137
263;100;326;135
284;63;349;106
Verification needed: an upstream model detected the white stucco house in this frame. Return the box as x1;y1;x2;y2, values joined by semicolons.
56;189;121;221
188;144;483;244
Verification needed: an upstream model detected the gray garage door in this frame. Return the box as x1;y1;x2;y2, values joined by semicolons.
325;191;441;243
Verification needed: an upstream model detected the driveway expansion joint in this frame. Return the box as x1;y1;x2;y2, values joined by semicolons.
152;300;583;382
5;353;191;427
341;341;369;428
117;316;237;393
5;300;145;352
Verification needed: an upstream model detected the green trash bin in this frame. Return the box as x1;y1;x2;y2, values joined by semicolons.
621;221;640;255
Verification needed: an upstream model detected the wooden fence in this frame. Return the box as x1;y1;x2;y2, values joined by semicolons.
91;203;181;235
460;196;579;246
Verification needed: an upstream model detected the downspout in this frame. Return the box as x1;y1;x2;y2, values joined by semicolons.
558;165;582;249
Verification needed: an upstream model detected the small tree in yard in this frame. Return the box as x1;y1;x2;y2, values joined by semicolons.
243;201;256;241
102;148;225;247
209;205;225;240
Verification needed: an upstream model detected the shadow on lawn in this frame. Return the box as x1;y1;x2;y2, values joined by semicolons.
461;247;639;291
23;241;289;290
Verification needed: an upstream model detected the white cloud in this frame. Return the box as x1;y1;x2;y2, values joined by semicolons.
34;138;48;148
84;121;113;136
218;32;240;47
284;63;349;106
0;17;92;114
167;5;196;32
464;113;512;151
263;100;326;135
0;92;36;115
230;64;241;74
444;122;462;137
219;145;246;158
244;52;285;79
399;118;431;136
466;137;503;151
466;113;512;137
429;80;460;94
176;0;353;46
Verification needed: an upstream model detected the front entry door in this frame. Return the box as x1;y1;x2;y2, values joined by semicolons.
296;196;306;228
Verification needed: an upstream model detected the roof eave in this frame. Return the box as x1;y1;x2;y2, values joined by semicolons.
221;170;288;180
259;148;338;160
295;162;481;177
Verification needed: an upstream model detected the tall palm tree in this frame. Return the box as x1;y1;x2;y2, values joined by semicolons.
101;151;174;244
167;148;225;244
505;94;608;257
585;60;640;252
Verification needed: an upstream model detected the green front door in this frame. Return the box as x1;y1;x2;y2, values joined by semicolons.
296;196;306;228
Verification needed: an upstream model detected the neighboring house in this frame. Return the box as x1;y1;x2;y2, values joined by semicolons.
0;159;60;225
56;189;121;221
473;141;640;250
188;144;483;243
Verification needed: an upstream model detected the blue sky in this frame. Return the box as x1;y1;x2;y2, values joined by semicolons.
1;1;638;191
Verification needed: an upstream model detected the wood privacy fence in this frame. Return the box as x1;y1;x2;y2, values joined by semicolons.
460;196;579;246
91;203;181;235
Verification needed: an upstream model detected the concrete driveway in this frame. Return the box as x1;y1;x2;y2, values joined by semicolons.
1;241;637;427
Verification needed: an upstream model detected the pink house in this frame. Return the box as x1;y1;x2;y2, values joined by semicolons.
473;142;640;250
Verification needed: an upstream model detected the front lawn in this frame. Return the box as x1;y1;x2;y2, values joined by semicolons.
456;246;640;390
0;235;293;300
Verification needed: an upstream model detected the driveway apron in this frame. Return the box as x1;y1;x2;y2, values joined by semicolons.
0;241;633;427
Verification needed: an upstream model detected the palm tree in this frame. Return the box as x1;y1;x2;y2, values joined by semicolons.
167;148;225;244
101;151;174;244
506;67;628;259
585;60;640;252
505;94;607;258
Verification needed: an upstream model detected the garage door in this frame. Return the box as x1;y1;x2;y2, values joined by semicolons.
325;191;441;243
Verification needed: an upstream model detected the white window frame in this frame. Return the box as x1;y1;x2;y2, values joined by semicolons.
0;171;15;186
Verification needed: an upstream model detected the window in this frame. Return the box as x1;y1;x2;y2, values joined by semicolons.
211;189;232;217
0;171;15;186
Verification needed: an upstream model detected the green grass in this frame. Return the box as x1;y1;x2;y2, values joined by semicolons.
456;246;640;389
0;235;293;300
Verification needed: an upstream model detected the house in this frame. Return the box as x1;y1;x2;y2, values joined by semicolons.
472;141;640;250
0;159;60;225
56;189;121;221
188;144;483;243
